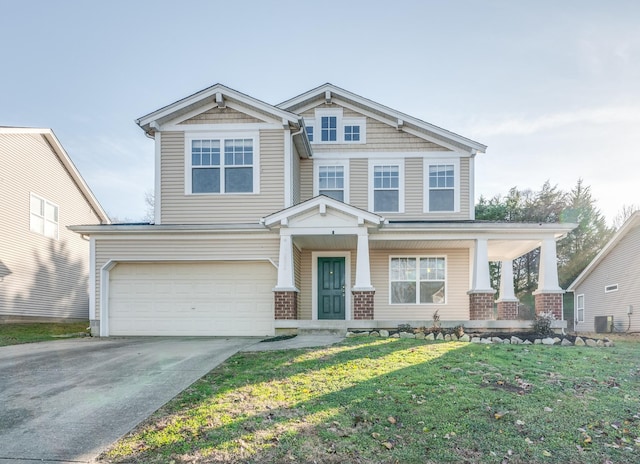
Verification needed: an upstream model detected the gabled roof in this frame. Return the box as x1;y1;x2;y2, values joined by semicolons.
277;83;487;154
567;211;640;291
261;195;384;228
0;127;110;224
136;83;304;136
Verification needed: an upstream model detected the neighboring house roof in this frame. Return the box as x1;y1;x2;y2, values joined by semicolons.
567;211;640;291
277;83;487;154
0;127;110;224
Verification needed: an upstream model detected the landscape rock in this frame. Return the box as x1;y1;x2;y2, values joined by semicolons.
561;339;573;346
415;332;425;340
503;339;511;344
471;337;481;343
574;336;585;346
459;334;470;342
511;336;523;345
450;334;458;341
553;337;561;344
391;333;400;338
523;340;532;345
346;331;356;338
541;337;556;345
586;339;597;347
481;338;492;344
604;341;615;347
369;331;380;337
400;332;415;339
491;337;503;344
426;333;435;341
355;331;370;337
436;333;444;341
379;329;390;338
444;334;452;341
534;339;542;345
596;339;604;347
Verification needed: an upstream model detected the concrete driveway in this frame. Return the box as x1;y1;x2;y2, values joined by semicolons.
0;337;258;463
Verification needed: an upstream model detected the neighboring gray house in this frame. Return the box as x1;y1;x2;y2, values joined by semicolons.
568;211;640;333
0;128;109;322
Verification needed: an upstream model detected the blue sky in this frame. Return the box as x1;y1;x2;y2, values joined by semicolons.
2;0;638;223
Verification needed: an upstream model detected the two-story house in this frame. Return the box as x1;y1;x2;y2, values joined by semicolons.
71;84;574;337
1;127;109;322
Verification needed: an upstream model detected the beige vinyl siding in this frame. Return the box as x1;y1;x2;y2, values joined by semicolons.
299;158;313;202
93;234;279;320
160;129;285;224
179;106;263;124
292;144;301;205
302;103;451;153
574;224;640;333
349;159;368;210
0;133;102;320
370;248;470;320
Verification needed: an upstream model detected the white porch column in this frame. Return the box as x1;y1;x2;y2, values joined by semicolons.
275;233;296;290
498;260;517;301
353;229;374;290
535;238;562;293
470;239;494;293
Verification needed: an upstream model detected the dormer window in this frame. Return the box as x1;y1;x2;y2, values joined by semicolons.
321;116;337;142
344;125;360;141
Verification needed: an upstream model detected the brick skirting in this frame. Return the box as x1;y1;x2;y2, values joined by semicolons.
469;292;495;320
535;292;563;319
274;291;298;320
352;290;375;320
497;300;519;320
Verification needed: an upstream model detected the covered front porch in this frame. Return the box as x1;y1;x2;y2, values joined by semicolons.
262;197;575;333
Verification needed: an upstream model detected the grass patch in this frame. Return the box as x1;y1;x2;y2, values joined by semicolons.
0;321;89;346
100;338;640;463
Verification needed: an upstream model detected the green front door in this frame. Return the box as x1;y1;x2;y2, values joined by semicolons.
318;257;346;320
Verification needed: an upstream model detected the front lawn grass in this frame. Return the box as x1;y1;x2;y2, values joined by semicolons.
101;338;640;463
0;321;89;346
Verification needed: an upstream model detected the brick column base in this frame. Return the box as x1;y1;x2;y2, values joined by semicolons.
352;290;375;320
274;291;298;320
497;300;519;320
534;292;563;319
469;292;496;320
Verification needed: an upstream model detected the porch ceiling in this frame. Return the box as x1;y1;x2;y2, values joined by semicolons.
488;239;541;261
293;235;357;250
369;239;474;250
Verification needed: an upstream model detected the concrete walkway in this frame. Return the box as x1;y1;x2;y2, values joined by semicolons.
0;337;257;463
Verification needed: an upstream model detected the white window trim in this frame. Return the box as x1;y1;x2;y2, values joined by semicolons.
184;131;260;195
605;284;619;293
315;108;342;144
29;192;59;240
368;159;405;213
576;294;585;323
311;251;352;321
423;158;460;213
342;117;366;144
388;255;447;305
313;160;350;203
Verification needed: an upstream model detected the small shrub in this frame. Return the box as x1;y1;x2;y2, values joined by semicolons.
533;311;556;336
452;325;465;338
397;323;412;333
431;310;441;330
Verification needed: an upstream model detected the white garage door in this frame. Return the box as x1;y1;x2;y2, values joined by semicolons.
108;261;276;336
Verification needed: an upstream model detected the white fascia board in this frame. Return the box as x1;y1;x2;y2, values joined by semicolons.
262;196;383;227
14;128;111;224
68;223;273;236
278;84;487;153
136;83;300;131
567;212;640;291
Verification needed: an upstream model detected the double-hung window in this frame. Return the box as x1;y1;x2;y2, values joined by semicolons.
425;160;459;213
372;164;401;212
318;166;345;201
576;294;584;323
321;116;337;142
188;135;256;194
390;257;446;304
30;193;58;239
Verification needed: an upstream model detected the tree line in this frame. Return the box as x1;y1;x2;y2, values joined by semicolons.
476;179;636;300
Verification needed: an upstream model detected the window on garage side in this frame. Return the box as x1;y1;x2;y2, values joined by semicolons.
390;256;446;304
30;193;58;239
576;294;584;323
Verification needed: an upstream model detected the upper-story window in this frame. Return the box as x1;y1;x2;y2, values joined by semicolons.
321;116;337;142
30;193;58;239
371;162;404;213
424;160;459;213
318;165;345;202
305;109;366;144
344;125;360;141
186;134;258;194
